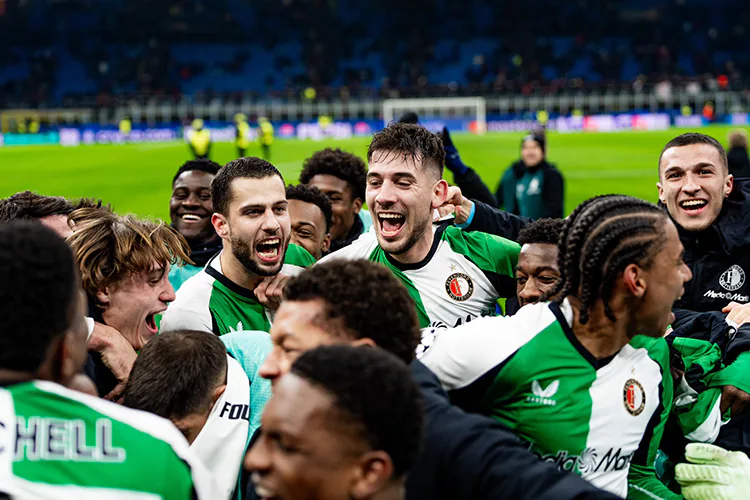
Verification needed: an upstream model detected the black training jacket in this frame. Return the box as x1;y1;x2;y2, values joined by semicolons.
406;361;618;500
672;179;750;312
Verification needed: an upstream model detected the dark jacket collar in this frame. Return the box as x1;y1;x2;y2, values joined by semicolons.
511;159;556;179
328;215;365;254
187;235;223;268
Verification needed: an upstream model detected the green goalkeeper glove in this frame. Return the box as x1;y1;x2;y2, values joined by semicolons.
675;443;750;499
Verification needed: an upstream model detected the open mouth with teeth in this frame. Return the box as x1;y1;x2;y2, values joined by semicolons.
179;213;205;223
377;212;406;238
678;199;708;214
256;238;282;263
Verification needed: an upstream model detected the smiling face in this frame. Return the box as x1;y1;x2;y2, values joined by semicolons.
521;140;544;167
170;170;216;243
288;199;330;260
306;174;361;242
97;265;175;350
516;243;561;308
366;152;447;263
657;143;733;232
213;176;291;277
633;219;693;336
246;373;366;500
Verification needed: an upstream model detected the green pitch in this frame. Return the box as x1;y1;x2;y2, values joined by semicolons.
0;125;746;221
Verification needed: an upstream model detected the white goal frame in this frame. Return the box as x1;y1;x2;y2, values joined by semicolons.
382;97;487;134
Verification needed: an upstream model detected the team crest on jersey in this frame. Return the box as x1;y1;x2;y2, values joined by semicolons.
445;273;474;301
720;265;745;292
623;379;646;416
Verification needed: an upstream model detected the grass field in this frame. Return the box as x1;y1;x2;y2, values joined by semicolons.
1;125;746;220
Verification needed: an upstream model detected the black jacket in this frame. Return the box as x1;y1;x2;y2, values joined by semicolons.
727;147;750;179
465;199;533;240
188;235;223;268
673;179;750;312
327;214;364;255
406;361;618;499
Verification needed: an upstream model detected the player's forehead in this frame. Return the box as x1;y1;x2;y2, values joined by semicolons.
264;373;336;436
174;170;214;190
229;176;286;208
518;243;559;270
289;200;326;229
368;150;428;178
272;299;332;341
308;174;351;195
659;143;724;174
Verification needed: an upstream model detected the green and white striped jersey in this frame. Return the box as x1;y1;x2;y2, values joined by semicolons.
320;221;520;353
0;380;216;499
421;300;674;498
161;244;315;335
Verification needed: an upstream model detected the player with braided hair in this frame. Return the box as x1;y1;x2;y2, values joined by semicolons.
422;195;693;498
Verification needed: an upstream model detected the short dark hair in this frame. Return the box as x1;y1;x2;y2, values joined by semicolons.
551;195;668;324
212;157;284;215
0;191;74;223
299;148;367;201
123;330;227;419
284;260;420;363
291;345;423;479
658;133;728;175
0;222;78;372
517;218;565;246
286;184;333;232
367;123;445;178
398;112;419;124
172;159;222;185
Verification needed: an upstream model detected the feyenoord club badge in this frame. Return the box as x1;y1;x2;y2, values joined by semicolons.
623;379;646;416
445;273;474;301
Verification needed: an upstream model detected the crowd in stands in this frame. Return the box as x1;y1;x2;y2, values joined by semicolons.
2;0;750;107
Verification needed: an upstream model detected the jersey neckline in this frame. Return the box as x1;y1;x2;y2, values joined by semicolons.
204;252;259;301
383;220;451;272
549;301;617;370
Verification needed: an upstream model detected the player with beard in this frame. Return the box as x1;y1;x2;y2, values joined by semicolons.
161;157;315;335
422;195;693;498
321;123;520;353
169;159;223;291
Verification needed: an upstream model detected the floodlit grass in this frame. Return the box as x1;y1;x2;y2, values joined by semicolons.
1;125;746;221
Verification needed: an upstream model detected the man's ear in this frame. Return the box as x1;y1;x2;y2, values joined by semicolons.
725;173;734;198
351;337;377;349
656;181;666;205
321;233;332;255
622;263;647;298
430;179;449;209
349;451;394;499
352;198;363;215
212;384;227;406
95;287;111;307
212;213;230;239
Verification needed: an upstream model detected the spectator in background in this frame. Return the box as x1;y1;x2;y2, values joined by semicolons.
286;184;332;260
727;129;750;178
169;160;223;291
496;132;564;219
299;148;372;253
187;119;212;159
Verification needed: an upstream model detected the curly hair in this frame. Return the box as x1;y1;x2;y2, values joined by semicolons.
516;218;565;246
0;191;74;223
172;159;222;185
286;184;333;232
550;195;668;324
0;222;79;372
291;345;423;479
67;208;190;304
299;148;367;201
367;123;445;179
284;259;420;363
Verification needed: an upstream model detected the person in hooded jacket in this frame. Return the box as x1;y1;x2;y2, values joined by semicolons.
727;129;750;179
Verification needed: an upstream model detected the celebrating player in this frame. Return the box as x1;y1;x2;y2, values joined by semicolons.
256;259;619;500
124;331;252;499
161;157;315;335
286;184;332;260
299;148;371;253
0;222;215;499
169;159;223;291
322;122;520;350
421;195;691;498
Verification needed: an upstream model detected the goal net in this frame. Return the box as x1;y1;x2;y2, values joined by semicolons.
382;97;487;134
